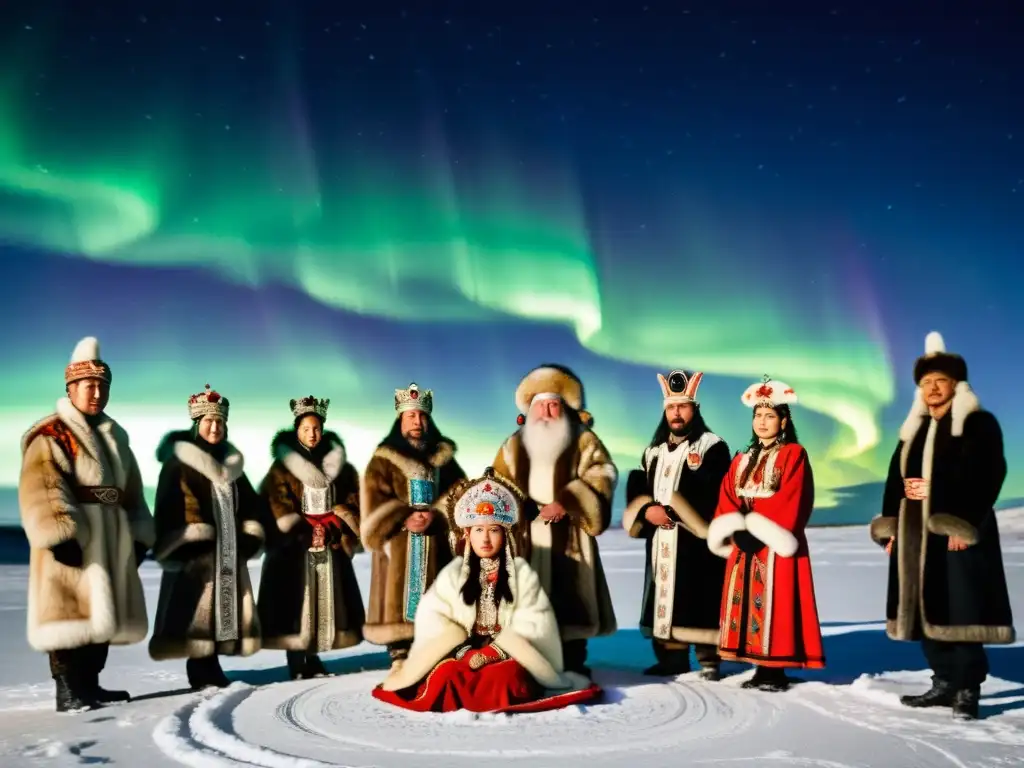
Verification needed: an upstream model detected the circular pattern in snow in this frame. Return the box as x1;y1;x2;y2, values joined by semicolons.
153;670;781;767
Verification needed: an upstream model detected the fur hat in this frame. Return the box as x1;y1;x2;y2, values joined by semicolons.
188;384;229;421
395;382;432;415
741;374;798;408
514;363;592;426
65;336;112;385
658;370;703;407
913;331;967;383
291;395;329;422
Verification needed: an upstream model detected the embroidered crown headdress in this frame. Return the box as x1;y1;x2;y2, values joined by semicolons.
741;373;797;408
188;384;229;420
290;395;329;421
65;336;112;385
395;382;433;415
657;369;703;407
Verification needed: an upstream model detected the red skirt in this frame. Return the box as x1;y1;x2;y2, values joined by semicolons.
372;644;602;714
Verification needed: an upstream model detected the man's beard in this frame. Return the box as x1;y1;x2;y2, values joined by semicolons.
404;433;426;451
522;413;574;462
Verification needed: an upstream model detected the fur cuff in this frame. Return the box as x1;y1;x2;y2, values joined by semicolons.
927;513;979;546
379;620;467;692
492;628;563;689
275;512;302;535
360;499;412;551
869;515;897;544
744;513;799;558
707;511;746;558
622;494;653;538
333;504;361;537
154;523;217;562
241;519;264;540
558;478;609;536
668;492;710;539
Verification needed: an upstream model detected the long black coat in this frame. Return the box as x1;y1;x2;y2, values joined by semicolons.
623;430;732;644
869;387;1014;645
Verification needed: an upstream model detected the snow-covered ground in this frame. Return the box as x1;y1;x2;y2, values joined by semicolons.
1;511;1023;767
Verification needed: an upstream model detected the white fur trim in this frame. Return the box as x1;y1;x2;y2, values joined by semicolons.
744;512;799;558
899;380;980;442
173;440;245;484
70;336;101;363
360;499;407;549
924;330;945;354
276;438;346;488
707;511;746;558
154;522;216;562
276;512;302;535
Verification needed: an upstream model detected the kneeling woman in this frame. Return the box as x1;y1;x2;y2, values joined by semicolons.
706;376;825;692
372;468;601;714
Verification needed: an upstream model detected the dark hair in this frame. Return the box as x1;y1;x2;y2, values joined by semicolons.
647;405;709;450
460;540;514;608
738;404;799;488
381;412;453;455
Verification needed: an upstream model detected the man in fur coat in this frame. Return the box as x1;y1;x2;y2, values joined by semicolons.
870;331;1014;721
622;371;732;679
18;337;155;712
491;364;618;676
361;383;466;668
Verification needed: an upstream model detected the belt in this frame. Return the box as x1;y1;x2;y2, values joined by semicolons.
74;486;123;505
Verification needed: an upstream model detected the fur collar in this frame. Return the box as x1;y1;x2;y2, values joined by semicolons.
373;438;455;475
157;429;244;484
899;380;980;442
271;429;346;488
21;399;132;486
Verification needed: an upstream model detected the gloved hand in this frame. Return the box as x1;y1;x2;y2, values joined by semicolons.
733;529;765;554
51;540;84;568
468;652;496;671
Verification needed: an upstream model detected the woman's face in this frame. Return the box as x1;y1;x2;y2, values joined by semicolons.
198;415;226;444
296;415;323;449
468;524;505;558
752;406;786;441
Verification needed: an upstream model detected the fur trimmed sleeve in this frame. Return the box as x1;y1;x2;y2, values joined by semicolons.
359;455;414;551
741;445;812;558
18;435;88;550
870;443;903;545
557;431;617;537
235;472;266;557
707;454;747;558
332;462;363;555
259;461;303;537
622;466;654;538
153;460;215;562
122;449;156;548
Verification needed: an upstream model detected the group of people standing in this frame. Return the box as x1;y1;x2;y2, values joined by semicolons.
16;331;1013;722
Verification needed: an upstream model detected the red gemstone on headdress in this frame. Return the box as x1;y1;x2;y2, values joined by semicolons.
757;385;773;397
410;390;418;399
516;414;525;425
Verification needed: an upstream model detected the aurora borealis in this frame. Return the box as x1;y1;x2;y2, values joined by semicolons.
0;3;1021;524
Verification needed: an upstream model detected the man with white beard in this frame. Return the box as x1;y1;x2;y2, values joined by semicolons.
491;364;618;676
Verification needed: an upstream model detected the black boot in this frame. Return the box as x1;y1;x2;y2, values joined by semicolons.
304;654;329;678
952;687;980;720
287;651;308;680
741;666;790;692
900;678;954;709
55;674;101;713
82;670;129;703
187;656;230;691
643;660;689;676
699;665;722;682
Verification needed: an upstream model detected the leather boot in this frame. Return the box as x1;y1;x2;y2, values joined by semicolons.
287;651;308;680
900;678;954;708
82;670;129;703
304;654;329;678
952;687;980;720
741;666;790;692
187;656;230;690
699;665;722;682
55;674;101;713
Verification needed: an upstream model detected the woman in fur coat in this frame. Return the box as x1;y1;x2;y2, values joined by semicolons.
373;468;600;714
148;385;265;690
256;397;365;680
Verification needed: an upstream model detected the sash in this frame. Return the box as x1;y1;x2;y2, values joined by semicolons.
652;525;679;640
404;532;431;621
211;481;239;643
306;548;336;652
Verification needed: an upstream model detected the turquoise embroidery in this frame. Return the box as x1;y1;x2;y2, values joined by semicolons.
404;532;429;621
408;478;434;507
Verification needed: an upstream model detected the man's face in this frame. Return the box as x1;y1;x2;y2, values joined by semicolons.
68;378;109;416
665;402;695;435
919;372;955;408
528;397;562;423
400;409;429;443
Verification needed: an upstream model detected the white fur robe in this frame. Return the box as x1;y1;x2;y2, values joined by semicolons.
380;556;591;694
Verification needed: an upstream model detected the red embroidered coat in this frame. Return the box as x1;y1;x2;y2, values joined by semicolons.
706;442;825;669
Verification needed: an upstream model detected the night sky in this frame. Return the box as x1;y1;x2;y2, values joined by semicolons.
0;2;1021;522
